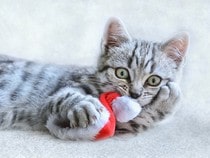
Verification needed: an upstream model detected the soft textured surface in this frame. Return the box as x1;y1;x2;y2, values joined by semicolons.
0;0;210;157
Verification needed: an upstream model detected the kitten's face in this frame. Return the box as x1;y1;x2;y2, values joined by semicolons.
97;18;188;106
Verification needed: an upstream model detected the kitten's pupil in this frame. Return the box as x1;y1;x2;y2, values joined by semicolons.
120;71;124;76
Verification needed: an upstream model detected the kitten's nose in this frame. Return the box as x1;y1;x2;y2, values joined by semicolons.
130;92;141;99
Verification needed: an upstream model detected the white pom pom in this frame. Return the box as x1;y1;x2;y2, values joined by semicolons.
112;96;141;122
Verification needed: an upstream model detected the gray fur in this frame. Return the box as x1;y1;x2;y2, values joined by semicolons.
0;18;188;138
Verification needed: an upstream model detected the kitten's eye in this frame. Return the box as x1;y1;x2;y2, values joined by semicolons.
115;68;129;80
146;75;162;87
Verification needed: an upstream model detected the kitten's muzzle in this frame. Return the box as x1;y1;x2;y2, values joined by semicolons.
130;92;142;99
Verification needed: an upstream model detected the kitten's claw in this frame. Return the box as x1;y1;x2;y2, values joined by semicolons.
67;110;77;128
84;101;102;125
73;108;89;128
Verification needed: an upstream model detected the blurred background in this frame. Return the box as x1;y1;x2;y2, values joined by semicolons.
0;0;209;66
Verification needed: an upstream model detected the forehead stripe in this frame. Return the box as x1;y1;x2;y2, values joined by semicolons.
128;41;138;68
143;43;155;68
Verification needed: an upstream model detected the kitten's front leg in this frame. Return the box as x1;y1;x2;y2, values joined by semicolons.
41;88;104;129
116;82;181;134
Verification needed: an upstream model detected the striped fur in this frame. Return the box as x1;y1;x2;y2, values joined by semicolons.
0;18;188;139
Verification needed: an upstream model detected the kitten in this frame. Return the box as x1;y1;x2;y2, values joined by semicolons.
0;17;188;139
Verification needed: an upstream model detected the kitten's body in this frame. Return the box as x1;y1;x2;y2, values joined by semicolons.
0;18;188;139
0;56;100;130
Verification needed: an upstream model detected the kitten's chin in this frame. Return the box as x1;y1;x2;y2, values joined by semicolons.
137;98;153;107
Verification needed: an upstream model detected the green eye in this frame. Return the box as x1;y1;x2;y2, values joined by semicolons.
146;75;162;86
115;68;129;79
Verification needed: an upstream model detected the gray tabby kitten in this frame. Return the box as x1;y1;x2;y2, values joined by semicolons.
0;18;188;139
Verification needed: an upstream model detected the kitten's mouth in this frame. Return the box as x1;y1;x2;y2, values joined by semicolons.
117;84;153;107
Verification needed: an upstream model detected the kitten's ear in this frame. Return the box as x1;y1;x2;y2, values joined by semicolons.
161;33;189;65
102;17;131;48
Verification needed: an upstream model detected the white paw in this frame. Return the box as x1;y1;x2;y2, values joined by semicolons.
156;85;170;102
67;96;104;128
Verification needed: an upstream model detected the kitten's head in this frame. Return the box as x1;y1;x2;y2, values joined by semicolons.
97;17;189;106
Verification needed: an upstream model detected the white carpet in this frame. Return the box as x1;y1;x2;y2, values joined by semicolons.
0;0;210;157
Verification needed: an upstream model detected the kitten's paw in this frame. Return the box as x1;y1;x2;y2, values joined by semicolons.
155;82;181;111
67;96;104;128
156;82;180;103
46;90;105;129
156;85;170;102
67;108;88;128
